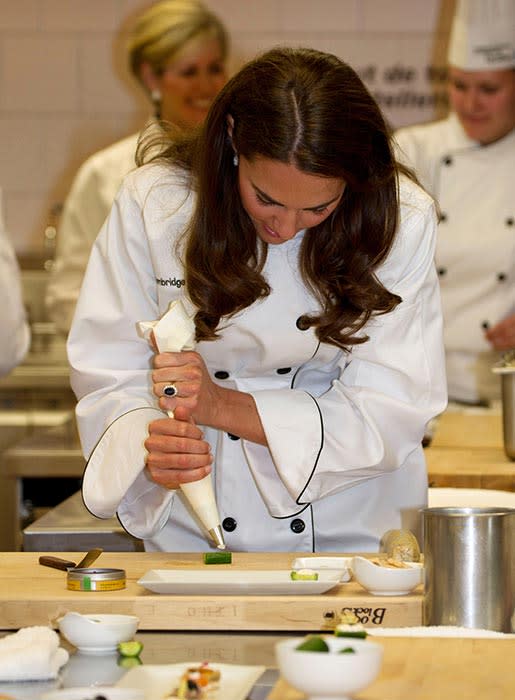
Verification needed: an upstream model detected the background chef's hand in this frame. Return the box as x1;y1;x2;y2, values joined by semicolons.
144;406;213;490
485;313;515;351
152;350;223;426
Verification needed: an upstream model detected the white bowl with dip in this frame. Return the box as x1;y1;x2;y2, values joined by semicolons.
58;612;139;654
275;636;383;700
352;556;423;596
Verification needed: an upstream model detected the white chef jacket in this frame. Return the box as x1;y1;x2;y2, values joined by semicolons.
68;163;447;553
45;133;139;335
0;188;30;376
395;114;515;403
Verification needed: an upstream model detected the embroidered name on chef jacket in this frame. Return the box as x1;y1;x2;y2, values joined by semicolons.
155;276;185;288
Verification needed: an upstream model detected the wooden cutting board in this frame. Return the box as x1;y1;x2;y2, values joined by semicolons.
267;636;515;700
0;552;422;631
430;412;503;449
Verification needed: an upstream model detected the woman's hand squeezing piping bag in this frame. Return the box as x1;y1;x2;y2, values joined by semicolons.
145;348;219;490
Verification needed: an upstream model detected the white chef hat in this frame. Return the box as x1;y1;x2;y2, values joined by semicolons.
448;0;515;70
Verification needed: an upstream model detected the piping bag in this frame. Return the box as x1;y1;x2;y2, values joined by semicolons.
138;299;226;550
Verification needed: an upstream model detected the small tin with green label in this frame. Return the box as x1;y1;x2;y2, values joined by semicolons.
67;567;126;591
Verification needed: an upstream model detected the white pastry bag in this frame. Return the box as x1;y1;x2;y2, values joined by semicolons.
138;299;225;549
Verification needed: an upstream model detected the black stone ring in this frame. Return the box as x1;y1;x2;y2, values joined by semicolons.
163;384;178;397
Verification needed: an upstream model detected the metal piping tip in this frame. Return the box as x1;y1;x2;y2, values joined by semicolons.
208;525;226;550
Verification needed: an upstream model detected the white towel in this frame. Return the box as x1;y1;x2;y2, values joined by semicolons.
368;626;514;638
0;627;69;681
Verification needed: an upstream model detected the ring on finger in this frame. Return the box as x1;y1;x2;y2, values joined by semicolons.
163;383;178;397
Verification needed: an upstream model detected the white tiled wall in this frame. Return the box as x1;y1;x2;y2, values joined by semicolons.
0;0;455;255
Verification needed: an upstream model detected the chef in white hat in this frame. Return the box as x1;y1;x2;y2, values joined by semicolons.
395;0;515;404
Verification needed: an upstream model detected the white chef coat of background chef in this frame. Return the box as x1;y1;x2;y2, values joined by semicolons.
0;186;30;376
395;0;515;404
45;134;138;336
68;163;446;553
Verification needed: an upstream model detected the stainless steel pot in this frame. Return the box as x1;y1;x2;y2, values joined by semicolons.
423;506;515;632
492;356;515;460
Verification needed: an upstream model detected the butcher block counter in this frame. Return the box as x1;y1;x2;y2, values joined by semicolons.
0;551;422;631
268;635;515;700
425;407;514;491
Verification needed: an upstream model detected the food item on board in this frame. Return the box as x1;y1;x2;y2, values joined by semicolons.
203;551;232;565
118;640;143;657
169;662;221;699
370;556;417;569
339;646;356;653
290;568;319;580
379;528;421;562
295;635;330;652
335;610;367;638
334;624;367;638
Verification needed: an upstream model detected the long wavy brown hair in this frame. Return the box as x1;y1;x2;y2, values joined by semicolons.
140;46;411;349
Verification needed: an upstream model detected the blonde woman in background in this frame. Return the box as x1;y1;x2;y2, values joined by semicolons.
46;0;229;335
395;0;514;405
0;187;30;376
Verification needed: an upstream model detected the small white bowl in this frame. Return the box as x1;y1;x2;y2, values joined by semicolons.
276;636;383;700
352;556;423;596
58;612;139;654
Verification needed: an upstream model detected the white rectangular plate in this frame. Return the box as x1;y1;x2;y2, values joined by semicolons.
291;556;353;581
137;569;341;595
116;663;266;700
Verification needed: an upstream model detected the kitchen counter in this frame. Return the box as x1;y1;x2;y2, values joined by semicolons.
425;408;514;491
0;628;513;700
268;634;515;700
0;418;83;551
23;490;143;552
0;552;422;631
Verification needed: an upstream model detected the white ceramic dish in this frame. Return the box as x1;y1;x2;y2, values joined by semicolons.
352;556;423;596
137;569;342;595
42;688;144;700
58;612;139;653
116;662;266;700
275;636;383;700
291;557;352;582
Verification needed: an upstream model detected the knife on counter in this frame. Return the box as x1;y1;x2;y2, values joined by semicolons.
39;547;103;571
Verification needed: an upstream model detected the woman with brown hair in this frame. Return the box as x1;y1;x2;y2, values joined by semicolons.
69;47;447;552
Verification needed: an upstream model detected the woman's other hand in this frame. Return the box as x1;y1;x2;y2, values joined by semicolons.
485;313;515;351
144;406;213;489
152;349;267;446
152;350;223;425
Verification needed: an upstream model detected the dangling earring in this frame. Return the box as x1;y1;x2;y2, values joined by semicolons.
151;89;162;119
233;153;239;167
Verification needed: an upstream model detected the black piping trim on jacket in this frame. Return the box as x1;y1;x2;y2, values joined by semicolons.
309;503;315;551
267;502;315;551
268;340;323;521
296;392;324;504
80;405;163;521
115;510;144;540
290;340;321;389
269;502;312;520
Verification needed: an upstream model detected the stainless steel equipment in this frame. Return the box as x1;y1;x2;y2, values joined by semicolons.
23;490;143;552
499;368;515;460
423;506;515;632
492;352;515;460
